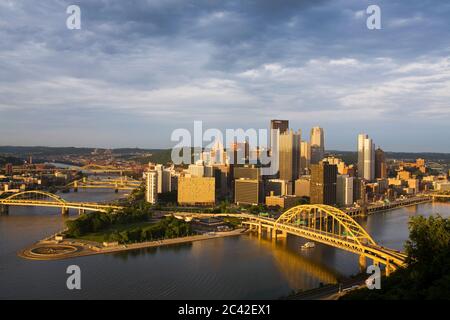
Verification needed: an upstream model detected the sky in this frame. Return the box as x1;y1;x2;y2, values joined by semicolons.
0;0;449;152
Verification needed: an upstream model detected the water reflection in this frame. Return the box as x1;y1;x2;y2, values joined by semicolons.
0;201;449;299
248;233;340;287
111;242;193;261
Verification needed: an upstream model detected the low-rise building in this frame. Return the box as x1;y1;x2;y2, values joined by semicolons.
178;176;215;206
295;177;310;197
265;193;302;209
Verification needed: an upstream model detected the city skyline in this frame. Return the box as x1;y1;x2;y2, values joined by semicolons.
0;124;447;155
1;0;450;152
1;0;450;304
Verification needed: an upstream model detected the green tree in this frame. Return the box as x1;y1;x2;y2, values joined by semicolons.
342;215;450;300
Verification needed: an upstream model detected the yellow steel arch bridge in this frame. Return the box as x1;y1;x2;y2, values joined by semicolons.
66;177;142;192
174;204;407;275
0;191;123;215
73;164;137;173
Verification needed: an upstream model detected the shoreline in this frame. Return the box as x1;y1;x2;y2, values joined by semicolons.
18;228;248;261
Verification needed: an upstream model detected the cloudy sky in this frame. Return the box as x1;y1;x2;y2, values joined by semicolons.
0;0;449;152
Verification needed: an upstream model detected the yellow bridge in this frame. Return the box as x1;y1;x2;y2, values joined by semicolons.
73;164;138;174
430;193;450;199
0;191;123;215
175;204;407;275
67;177;141;192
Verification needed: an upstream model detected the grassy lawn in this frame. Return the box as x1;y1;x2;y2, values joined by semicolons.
77;221;156;243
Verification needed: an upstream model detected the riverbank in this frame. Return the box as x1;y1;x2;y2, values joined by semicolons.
18;228;248;261
345;196;432;216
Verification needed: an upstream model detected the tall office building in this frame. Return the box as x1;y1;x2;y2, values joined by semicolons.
234;166;263;205
148;163;173;193
336;175;354;207
270;120;289;135
161;169;172;193
213;164;231;198
235;179;263;205
353;178;363;203
145;170;158;204
310;161;337;205
300;140;311;174
357;134;375;181
310;127;325;164
154;164;164;193
234;166;260;180
278;129;301;194
270;120;289;152
375;147;387;179
230;139;249;165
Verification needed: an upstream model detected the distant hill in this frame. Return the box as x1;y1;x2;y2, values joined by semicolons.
1;146;449;166
0;155;23;166
327;150;450;165
0;146;96;156
0;146;173;165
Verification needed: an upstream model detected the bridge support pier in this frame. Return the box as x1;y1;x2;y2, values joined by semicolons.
78;208;86;215
266;226;274;239
277;230;287;238
361;206;367;217
359;255;367;271
385;262;391;277
0;205;9;215
272;228;279;241
270;229;287;241
61;207;69;216
73;181;78;192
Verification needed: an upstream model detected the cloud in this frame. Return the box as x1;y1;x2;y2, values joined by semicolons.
0;0;449;151
388;15;424;28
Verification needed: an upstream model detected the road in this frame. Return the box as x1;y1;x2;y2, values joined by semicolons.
286;274;368;300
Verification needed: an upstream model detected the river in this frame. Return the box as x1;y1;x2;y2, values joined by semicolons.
0;189;449;299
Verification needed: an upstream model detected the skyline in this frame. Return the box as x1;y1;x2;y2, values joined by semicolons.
1;0;450;151
0;121;449;154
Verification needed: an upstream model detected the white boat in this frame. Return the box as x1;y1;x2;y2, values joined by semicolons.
301;242;315;250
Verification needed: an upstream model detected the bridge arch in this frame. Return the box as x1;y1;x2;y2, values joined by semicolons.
275;204;377;248
3;190;67;204
0;190;123;214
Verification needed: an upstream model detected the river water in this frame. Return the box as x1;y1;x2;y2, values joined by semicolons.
0;189;449;300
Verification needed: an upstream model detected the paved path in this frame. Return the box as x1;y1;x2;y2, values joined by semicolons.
19;229;248;261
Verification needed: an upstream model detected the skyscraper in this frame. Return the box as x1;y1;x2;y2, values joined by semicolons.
270;119;289;153
270;120;289;135
310;161;337;205
375;147;387;179
155;164;164;193
310;127;324;164
278;129;301;194
234;166;262;205
145;170;158;204
357;134;375;181
336;175;354;207
300;140;311;174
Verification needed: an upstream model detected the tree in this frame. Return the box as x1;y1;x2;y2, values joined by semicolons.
342;215;450;300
